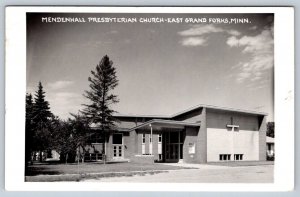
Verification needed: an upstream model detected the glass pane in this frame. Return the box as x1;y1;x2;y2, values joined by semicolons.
165;132;169;143
166;145;169;159
180;144;183;159
113;133;122;144
142;133;145;143
170;132;179;143
175;145;178;159
180;130;184;143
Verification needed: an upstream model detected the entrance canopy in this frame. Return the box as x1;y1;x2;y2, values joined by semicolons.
129;119;200;131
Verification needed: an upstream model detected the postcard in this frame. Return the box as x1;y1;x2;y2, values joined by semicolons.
5;6;294;191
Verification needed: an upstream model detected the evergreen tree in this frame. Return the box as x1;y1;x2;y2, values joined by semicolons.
33;82;52;123
25;93;34;172
82;55;119;162
32;82;52;161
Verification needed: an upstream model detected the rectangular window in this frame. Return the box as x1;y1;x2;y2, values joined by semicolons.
142;133;145;144
158;154;162;161
219;154;231;161
114;146;117;157
142;133;146;155
234;154;243;161
119;146;122;157
170;131;179;143
88;133;104;143
180;130;184;143
158;134;162;143
112;133;122;144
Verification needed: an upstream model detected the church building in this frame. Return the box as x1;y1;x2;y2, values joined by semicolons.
86;104;267;163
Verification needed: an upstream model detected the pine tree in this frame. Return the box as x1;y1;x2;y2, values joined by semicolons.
82;55;119;162
32;82;52;161
25;93;34;172
33;82;52;123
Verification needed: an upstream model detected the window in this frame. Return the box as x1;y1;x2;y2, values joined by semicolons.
158;154;162;161
158;134;162;143
142;133;145;144
219;154;231;161
112;133;122;144
180;130;184;143
88;133;103;143
170;131;179;143
268;144;272;150
142;133;146;155
234;154;243;161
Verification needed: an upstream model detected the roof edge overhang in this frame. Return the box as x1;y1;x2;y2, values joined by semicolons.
113;104;268;119
171;104;268;117
129;119;201;131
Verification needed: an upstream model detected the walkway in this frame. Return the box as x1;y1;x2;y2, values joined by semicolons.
82;163;274;183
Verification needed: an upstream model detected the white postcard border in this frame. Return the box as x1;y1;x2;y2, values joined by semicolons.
5;6;294;191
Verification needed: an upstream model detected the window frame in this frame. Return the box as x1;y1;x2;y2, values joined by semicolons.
234;154;243;161
158;133;162;143
219;154;231;161
142;133;146;144
112;133;123;145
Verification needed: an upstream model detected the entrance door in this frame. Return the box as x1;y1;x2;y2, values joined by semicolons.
113;133;123;158
164;130;183;162
166;144;179;161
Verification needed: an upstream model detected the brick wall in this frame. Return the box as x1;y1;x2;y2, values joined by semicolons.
178;107;206;164
183;127;199;163
130;155;155;164
197;107;207;163
259;116;267;161
135;130;161;161
123;132;136;159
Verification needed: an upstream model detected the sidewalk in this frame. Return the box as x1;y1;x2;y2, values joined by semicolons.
162;160;274;169
83;164;274;183
162;163;232;170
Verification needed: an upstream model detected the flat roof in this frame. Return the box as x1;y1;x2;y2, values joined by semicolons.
129;119;201;131
113;113;169;119
113;104;268;119
172;104;268;117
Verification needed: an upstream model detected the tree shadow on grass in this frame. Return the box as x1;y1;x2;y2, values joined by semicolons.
26;161;67;176
26;166;62;176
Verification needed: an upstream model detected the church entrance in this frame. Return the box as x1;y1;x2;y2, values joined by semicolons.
164;130;184;162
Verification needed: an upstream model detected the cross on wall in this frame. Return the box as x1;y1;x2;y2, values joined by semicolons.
226;117;239;161
226;117;239;131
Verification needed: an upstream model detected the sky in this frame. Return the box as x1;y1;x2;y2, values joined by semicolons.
26;13;274;121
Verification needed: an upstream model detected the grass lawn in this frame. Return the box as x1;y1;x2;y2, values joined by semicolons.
25;161;192;182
